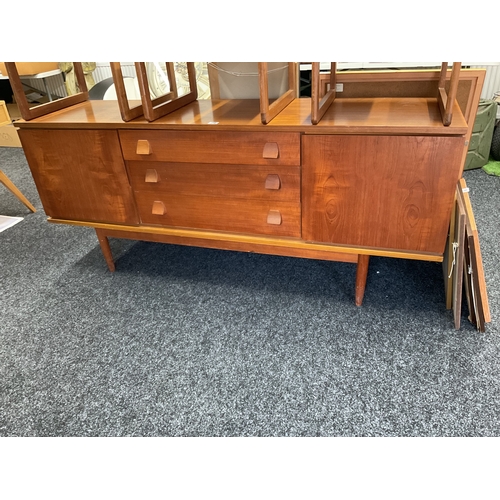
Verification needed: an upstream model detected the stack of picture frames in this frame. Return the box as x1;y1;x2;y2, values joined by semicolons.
445;178;491;332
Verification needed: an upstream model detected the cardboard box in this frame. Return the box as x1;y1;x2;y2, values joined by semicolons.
0;100;10;125
0;100;21;147
0;62;59;77
0;125;22;147
6;103;21;121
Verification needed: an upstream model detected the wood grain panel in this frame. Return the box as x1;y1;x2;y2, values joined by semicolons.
134;192;301;237
119;130;301;165
18;129;139;224
302;135;465;253
127;161;300;202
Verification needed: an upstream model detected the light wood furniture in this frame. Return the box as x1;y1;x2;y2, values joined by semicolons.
12;68;483;312
0;170;36;212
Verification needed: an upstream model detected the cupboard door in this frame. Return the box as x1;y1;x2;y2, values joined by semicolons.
19;129;139;224
302;135;465;254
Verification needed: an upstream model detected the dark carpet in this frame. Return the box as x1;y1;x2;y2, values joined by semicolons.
1;146;499;436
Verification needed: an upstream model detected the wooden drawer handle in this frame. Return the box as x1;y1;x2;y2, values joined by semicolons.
262;142;279;159
145;169;158;183
136;140;152;155
265;174;281;190
267;210;282;225
152;201;166;215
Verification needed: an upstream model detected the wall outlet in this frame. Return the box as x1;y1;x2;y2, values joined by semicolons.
336;83;343;92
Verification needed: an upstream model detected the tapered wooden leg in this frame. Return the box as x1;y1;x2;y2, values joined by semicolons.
95;228;116;272
0;170;36;212
355;254;370;306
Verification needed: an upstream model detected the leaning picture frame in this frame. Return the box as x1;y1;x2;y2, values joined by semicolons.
4;62;88;121
134;62;198;122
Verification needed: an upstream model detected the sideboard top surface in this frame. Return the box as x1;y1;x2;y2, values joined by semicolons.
13;97;468;135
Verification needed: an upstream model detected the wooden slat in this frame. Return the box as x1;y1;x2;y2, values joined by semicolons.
110;62;144;122
311;62;336;125
259;63;296;124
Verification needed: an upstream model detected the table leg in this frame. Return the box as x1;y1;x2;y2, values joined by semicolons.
355;254;370;306
95;228;115;272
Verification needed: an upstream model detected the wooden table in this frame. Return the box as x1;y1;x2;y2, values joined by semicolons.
14;95;469;306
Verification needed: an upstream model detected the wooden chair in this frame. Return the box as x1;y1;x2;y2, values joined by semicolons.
0;170;36;212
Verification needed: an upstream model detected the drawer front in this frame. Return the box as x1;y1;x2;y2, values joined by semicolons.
127;161;300;202
119;130;301;166
135;192;301;238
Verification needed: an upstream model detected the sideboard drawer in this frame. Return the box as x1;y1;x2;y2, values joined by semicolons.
127;161;300;202
135;192;301;237
119;130;301;166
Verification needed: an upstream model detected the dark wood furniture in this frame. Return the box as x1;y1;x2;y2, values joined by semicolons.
11;67;485;312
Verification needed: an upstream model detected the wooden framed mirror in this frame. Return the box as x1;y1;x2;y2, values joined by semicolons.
258;62;297;124
311;62;337;125
109;62;144;122
4;62;88;121
134;62;198;122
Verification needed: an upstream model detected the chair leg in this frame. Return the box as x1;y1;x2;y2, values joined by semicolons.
355;254;370;306
0;170;36;213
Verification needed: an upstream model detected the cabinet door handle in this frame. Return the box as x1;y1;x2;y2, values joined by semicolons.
265;174;281;190
267;210;282;225
152;201;166;215
145;169;158;183
262;142;279;159
136;139;152;155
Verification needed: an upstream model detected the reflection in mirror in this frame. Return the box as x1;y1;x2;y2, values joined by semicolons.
145;63;174;99
135;62;198;122
4;62;89;121
109;62;144;121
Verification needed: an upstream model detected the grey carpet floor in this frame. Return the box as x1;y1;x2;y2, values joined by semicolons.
1;146;499;436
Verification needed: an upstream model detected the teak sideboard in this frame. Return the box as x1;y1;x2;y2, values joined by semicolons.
13;69;477;307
